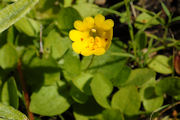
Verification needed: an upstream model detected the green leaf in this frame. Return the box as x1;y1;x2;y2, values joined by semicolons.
102;109;123;120
7;26;14;44
172;16;180;22
0;0;39;33
44;30;71;59
14;17;40;37
111;85;141;115
60;49;81;81
155;77;180;96
90;73;113;108
0;77;19;109
148;55;173;74
161;2;171;17
0;103;28;120
56;7;81;32
135;32;147;50
135;12;160;29
70;84;89;104
30;84;71;116
24;57;60;90
73;3;101;18
121;68;156;87
0;43;18;70
72;72;92;95
112;65;131;87
73;97;103;120
22;49;61;90
33;0;61;19
64;0;73;7
140;79;164;112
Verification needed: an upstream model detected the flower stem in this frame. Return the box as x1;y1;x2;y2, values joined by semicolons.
85;55;95;71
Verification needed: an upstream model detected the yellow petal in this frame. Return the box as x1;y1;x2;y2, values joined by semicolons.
74;20;87;31
94;48;106;55
81;48;93;56
102;19;114;30
94;14;105;28
95;37;106;48
83;17;94;29
69;30;84;41
72;41;83;54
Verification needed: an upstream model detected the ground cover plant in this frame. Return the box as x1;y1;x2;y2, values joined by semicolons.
0;0;180;120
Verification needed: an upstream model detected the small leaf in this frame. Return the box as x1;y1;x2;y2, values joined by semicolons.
102;109;123;120
148;55;173;74
73;3;101;18
72;72;92;95
64;0;73;7
1;77;19;109
140;79;164;112
90;73;113;108
15;17;40;37
0;103;28;120
172;16;180;22
155;77;180;96
112;65;131;87
56;7;81;32
135;32;147;50
60;49;81;81
44;30;71;59
111;85;141;115
0;0;39;33
73;97;103;120
70;84;89;104
121;68;156;87
30;84;71;116
0;43;18;70
135;12;160;29
23;56;60;90
161;2;171;17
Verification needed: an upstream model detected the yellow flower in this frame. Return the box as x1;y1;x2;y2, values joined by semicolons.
69;14;114;56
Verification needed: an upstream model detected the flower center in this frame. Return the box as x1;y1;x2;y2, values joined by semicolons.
90;28;97;38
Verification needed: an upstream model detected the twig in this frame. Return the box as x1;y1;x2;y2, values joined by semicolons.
130;2;137;18
39;24;43;58
159;101;180;116
17;60;34;120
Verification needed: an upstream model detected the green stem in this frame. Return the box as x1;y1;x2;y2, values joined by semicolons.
124;0;136;56
149;42;179;53
110;1;125;10
85;55;95;71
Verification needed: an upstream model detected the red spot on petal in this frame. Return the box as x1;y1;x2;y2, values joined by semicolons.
105;38;108;41
81;38;84;41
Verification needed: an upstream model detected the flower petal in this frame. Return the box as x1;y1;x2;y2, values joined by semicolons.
83;17;94;29
94;48;106;55
81;48;93;56
102;19;114;30
74;20;87;31
95;37;106;48
72;41;83;54
94;14;105;28
69;30;84;41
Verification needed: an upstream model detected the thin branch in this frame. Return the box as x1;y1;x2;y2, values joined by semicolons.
39;24;43;58
159;101;180;116
17;60;34;120
130;2;137;18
